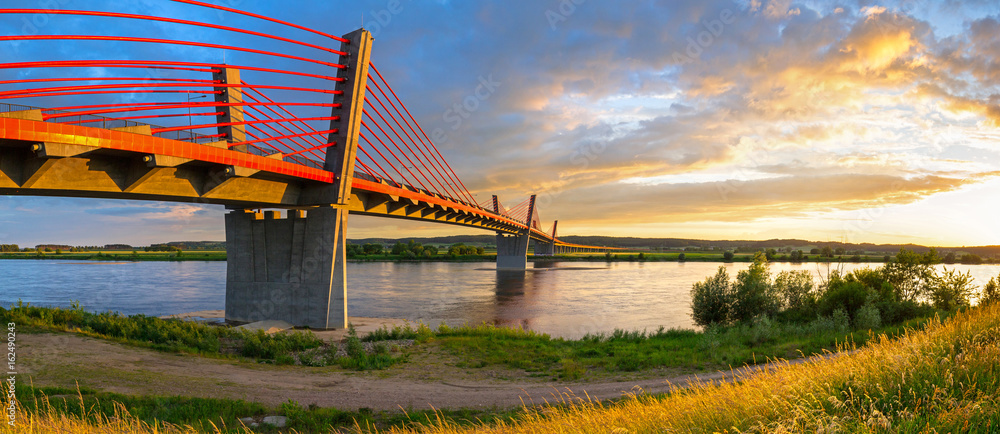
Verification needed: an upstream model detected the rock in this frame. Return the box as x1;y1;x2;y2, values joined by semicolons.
236;320;294;335
239;415;288;428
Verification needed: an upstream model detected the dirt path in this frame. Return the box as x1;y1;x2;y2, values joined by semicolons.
16;332;823;411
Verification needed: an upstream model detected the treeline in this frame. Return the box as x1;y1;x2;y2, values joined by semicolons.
346;240;485;259
691;248;1000;332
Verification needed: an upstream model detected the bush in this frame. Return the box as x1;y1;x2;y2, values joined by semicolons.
831;308;850;332
677;253;686;261
853;302;881;330
730;252;780;323
981;274;1000;306
690;266;732;327
928;268;975;311
818;281;869;320
723;251;734;262
773;270;813;309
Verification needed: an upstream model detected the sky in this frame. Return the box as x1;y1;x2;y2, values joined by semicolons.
1;0;1000;247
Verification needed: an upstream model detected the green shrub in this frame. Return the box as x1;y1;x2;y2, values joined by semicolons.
731;252;780;323
853;302;882;330
982;274;1000;306
819;281;869;320
690;266;732;327
773;270;814;309
928;268;975;311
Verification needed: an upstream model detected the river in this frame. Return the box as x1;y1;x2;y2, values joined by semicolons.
2;260;998;338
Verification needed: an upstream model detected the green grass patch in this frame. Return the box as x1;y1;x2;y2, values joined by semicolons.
12;384;521;433
0;302;404;370
393;316;938;379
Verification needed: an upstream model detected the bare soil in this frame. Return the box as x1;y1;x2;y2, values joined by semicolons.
16;331;783;411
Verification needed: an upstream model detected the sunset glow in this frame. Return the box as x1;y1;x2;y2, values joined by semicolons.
1;0;999;246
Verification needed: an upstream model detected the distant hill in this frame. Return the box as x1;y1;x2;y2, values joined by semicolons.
106;238;1000;258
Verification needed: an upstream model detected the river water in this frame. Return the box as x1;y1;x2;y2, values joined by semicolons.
2;260;998;338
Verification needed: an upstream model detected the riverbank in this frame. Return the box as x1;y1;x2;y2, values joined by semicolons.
8;250;991;264
5;304;995;433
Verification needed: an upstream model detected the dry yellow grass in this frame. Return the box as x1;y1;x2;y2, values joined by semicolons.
4;304;999;433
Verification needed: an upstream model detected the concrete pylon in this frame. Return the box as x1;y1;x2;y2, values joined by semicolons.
224;28;373;329
534;220;557;256
214;67;246;151
496;194;535;269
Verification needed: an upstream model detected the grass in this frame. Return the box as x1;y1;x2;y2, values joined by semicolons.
363;316;934;380
4;384;521;433
374;302;1000;433
0;250;226;261
0;302;405;370
6;302;999;433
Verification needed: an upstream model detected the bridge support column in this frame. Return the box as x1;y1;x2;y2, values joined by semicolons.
225;207;348;328
496;194;535;270
225;28;373;329
214;67;246;151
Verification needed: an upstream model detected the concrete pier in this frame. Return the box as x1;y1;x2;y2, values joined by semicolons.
225;207;348;329
495;194;536;269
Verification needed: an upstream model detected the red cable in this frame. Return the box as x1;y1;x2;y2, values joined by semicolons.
371;63;478;204
0;35;346;69
62;111;223;124
0;82;342;98
44;101;341;120
0;60;344;81
356;145;396;184
360;122;429;192
354;160;380;180
367;73;471;204
240;91;326;160
361;112;437;195
362;97;453;198
242;83;329;149
365;85;464;202
240;130;337;152
1;89;219;99
0;77;217;86
0;9;345;56
171;0;350;44
151;116;339;134
359;133;414;188
240;109;322;159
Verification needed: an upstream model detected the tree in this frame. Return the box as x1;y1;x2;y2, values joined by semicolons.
810;248;820;255
764;248;777;260
730;252;780;323
882;247;934;302
928;268;975;311
723;251;734;262
789;250;803;262
981;273;1000;306
677;253;686;262
362;243;383;255
774;270;814;309
690;266;732;327
391;242;407;255
960;254;983;265
820;246;834;258
476;246;485;255
55;249;62;255
834;247;845;256
943;252;957;264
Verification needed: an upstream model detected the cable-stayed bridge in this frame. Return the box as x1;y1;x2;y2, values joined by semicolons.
0;3;620;328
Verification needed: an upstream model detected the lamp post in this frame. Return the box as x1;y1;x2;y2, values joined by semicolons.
187;92;208;128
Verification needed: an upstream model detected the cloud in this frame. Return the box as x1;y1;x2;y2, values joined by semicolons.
2;1;1000;245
